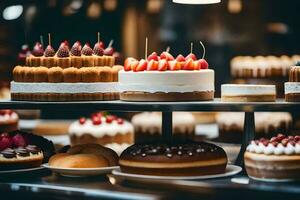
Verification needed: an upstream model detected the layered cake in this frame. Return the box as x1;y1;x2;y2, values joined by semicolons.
49;144;118;169
0;110;19;133
221;84;276;102
11;40;122;101
285;64;300;102
69;112;134;154
0;130;55;170
132;112;195;143
119;48;214;101
245;134;300;181
216;112;292;143
119;141;227;176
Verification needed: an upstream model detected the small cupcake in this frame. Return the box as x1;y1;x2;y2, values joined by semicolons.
93;42;105;67
81;43;94;67
48;67;63;83
70;41;82;68
111;65;123;82
63;67;81;83
34;67;49;82
29;42;44;66
56;42;71;68
42;44;57;67
81;67;99;82
99;67;113;82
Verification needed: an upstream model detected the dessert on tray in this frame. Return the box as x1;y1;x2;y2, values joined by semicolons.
119;41;214;101
0;110;19;133
69;112;134;154
216;112;292;143
132;112;195;143
11;34;122;101
244;134;300;181
49;144;118;168
0;130;55;170
285;64;300;102
221;84;276;102
119;141;227;176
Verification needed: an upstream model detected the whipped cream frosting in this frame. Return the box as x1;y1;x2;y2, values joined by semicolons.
131;112;195;134
247;141;300;155
105;143;130;155
118;70;214;93
69;117;134;137
11;82;119;94
285;82;300;94
221;84;276;96
0;112;18;123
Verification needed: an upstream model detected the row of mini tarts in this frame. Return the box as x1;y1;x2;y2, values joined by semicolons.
13;66;123;83
26;55;115;68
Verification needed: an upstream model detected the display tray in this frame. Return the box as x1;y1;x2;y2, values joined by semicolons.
0;98;300;112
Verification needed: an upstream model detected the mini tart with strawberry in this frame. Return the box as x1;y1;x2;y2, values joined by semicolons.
26;42;44;67
69;112;134;154
244;134;300;181
56;42;71;68
119;51;214;101
70;41;83;68
42;44;57;67
0;130;55;170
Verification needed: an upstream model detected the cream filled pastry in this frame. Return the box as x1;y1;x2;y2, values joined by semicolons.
69;112;134;153
221;84;276;102
244;134;300;181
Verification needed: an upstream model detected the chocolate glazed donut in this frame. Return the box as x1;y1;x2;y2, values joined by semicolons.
119;142;227;176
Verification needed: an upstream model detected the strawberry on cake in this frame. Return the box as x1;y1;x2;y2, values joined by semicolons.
119;42;214;101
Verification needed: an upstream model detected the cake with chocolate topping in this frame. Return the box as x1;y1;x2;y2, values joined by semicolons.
0;110;19;133
0;130;55;170
11;39;121;101
119;141;227;176
69;112;134;155
245;134;300;181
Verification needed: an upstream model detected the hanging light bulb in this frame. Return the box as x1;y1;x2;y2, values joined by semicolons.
173;0;220;4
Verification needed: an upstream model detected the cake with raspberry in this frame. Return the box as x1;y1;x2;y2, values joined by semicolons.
119;44;214;101
285;64;300;102
11;39;121;101
245;134;300;181
0;110;19;133
0;130;55;170
216;112;292;143
69;112;134;154
132;112;196;143
221;84;276;102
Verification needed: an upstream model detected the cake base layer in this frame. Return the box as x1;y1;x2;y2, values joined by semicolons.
244;152;300;180
285;93;300;102
221;94;276;102
70;132;133;146
11;92;119;101
120;91;214;102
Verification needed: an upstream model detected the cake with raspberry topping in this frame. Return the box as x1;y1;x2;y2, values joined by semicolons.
285;64;300;102
119;43;214;101
11;39;121;101
69;112;134;155
0;130;55;170
0;110;19;133
245;134;300;181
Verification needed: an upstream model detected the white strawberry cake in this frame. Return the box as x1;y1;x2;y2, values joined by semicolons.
119;50;214;101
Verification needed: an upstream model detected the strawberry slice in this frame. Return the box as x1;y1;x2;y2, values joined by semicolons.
130;60;139;71
147;60;159;71
134;59;147;72
176;54;185;62
160;51;174;61
147;52;159;61
124;57;136;71
199;58;209;69
193;60;201;70
158;59;168;71
183;58;194;70
168;60;181;71
185;53;197;61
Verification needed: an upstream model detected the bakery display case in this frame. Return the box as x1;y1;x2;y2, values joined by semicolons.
1;0;300;199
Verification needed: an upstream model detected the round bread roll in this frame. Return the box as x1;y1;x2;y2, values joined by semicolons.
119;141;227;176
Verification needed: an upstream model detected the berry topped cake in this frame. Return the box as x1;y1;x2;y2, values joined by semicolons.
119;42;214;101
0;130;55;170
11;36;122;101
244;134;300;181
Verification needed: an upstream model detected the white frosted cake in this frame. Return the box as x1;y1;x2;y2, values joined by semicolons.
221;84;276;102
285;65;300;102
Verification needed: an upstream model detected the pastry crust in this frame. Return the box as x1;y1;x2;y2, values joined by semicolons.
57;57;71;68
12;66;23;82
81;56;94;67
41;57;57;68
99;67;113;82
48;67;63;83
111;65;123;82
34;67;48;82
71;56;83;68
81;67;99;82
63;67;81;83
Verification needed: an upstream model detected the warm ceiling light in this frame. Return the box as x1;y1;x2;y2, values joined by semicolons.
173;0;220;4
